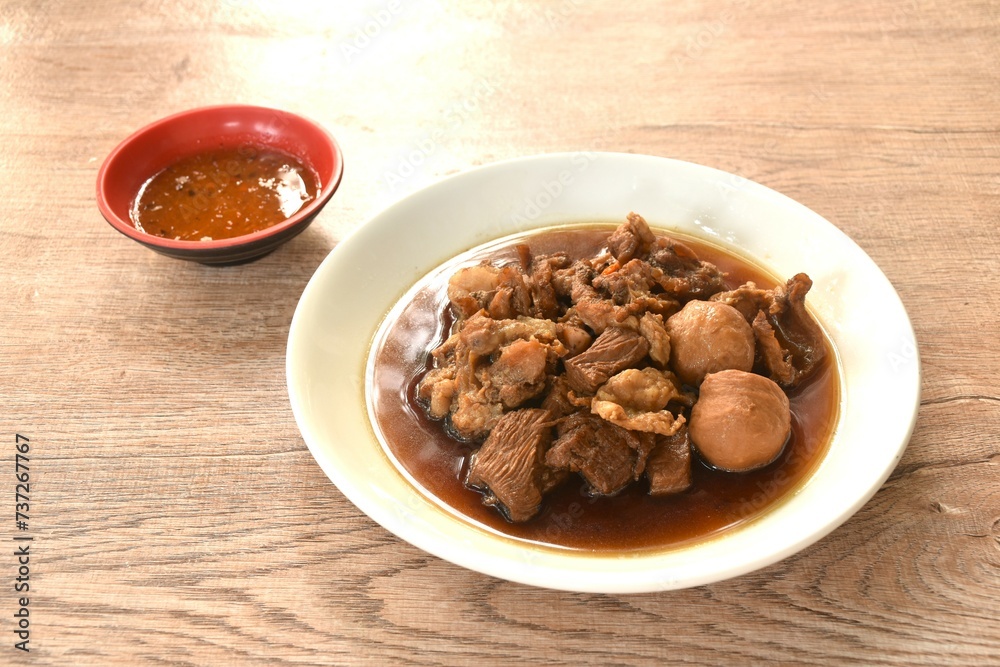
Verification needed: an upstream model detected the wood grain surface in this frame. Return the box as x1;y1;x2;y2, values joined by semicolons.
2;0;998;664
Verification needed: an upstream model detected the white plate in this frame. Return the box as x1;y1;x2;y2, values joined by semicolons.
286;153;919;593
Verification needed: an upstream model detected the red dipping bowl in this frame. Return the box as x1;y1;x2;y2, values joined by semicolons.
96;105;344;265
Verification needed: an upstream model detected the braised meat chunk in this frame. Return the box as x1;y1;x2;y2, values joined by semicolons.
563;326;650;394
465;408;563;522
546;411;655;496
415;212;828;524
416;312;568;440
647;426;693;495
607;212;656;263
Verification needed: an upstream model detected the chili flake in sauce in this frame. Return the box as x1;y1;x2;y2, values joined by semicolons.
131;145;319;241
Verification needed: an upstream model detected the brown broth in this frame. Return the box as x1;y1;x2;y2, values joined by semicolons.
370;225;840;551
131;146;318;241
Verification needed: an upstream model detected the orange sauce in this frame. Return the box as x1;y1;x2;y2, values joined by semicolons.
131;146;319;241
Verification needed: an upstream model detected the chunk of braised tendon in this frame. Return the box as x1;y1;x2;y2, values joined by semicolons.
417;365;457;419
563;326;650;394
646;425;692;496
555;322;592;358
546;411;656;496
591;368;688;436
465;408;562;523
482;338;550;408
767;273;826;385
447;264;501;320
607;212;657;263
751;311;796;387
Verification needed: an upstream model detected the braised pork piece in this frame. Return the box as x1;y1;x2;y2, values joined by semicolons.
414;213;828;524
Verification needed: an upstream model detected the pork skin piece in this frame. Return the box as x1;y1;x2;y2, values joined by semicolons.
546;411;656;496
465;409;560;522
638;311;671;368
590;367;687;436
646;426;692;496
563;327;650;394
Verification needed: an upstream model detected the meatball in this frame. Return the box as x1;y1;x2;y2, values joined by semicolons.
689;369;791;472
665;300;754;386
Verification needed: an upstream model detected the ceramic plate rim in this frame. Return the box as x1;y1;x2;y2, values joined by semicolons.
286;152;920;593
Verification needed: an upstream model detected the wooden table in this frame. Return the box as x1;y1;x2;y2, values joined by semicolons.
3;0;998;664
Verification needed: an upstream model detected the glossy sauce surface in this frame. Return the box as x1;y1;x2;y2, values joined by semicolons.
131;146;319;241
370;226;840;551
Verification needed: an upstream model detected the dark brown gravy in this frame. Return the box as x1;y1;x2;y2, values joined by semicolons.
370;225;840;551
